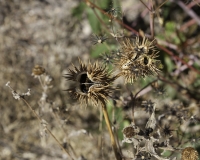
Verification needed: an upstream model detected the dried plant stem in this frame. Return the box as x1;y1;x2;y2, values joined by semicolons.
141;0;169;39
150;12;155;39
93;8;110;34
157;43;200;74
140;0;154;38
38;76;45;89
187;0;200;8
98;108;103;148
113;126;122;156
84;0;138;34
130;92;135;124
149;0;154;39
101;104;122;160
175;0;200;26
21;98;74;160
84;0;200;75
134;79;157;99
140;0;151;11
180;19;196;31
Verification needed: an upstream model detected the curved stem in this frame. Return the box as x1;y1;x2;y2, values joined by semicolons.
101;103;122;160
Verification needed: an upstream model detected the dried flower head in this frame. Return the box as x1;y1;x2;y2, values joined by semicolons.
137;52;163;73
119;37;156;60
142;100;155;114
115;36;163;83
181;147;199;160
91;34;108;45
136;152;151;160
107;7;121;18
117;60;147;83
122;123;144;144
188;135;200;145
134;36;157;55
189;115;200;125
153;86;166;97
122;124;140;139
162;125;174;137
112;49;122;59
121;38;138;60
32;65;46;77
100;52;113;64
64;59;117;106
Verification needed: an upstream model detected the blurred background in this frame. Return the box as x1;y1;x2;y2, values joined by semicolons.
0;0;200;159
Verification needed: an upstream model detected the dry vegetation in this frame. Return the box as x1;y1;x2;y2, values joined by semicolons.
1;0;200;160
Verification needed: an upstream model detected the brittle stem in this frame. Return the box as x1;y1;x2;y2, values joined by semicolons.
101;104;122;160
21;98;74;159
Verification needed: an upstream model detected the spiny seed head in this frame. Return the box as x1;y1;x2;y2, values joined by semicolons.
134;36;157;55
32;65;45;77
121;38;138;60
115;36;162;83
64;59;117;106
181;147;199;160
116;56;162;83
119;60;148;83
137;52;163;71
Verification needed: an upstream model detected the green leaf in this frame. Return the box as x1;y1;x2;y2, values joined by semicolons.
87;8;102;33
193;75;200;88
161;150;172;157
165;21;176;32
97;0;111;9
164;21;186;45
107;101;124;140
72;2;86;19
90;44;110;58
141;77;155;86
165;21;180;44
164;55;174;73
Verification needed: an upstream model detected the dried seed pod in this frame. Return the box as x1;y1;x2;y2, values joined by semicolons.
115;36;162;83
122;123;145;144
64;59;117;106
121;38;138;61
137;52;163;76
32;65;45;76
181;147;199;160
123;124;140;138
134;36;157;55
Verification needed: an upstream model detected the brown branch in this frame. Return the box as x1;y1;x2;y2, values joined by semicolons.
83;0;200;75
187;0;200;8
84;0;138;35
174;0;200;26
157;43;200;74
